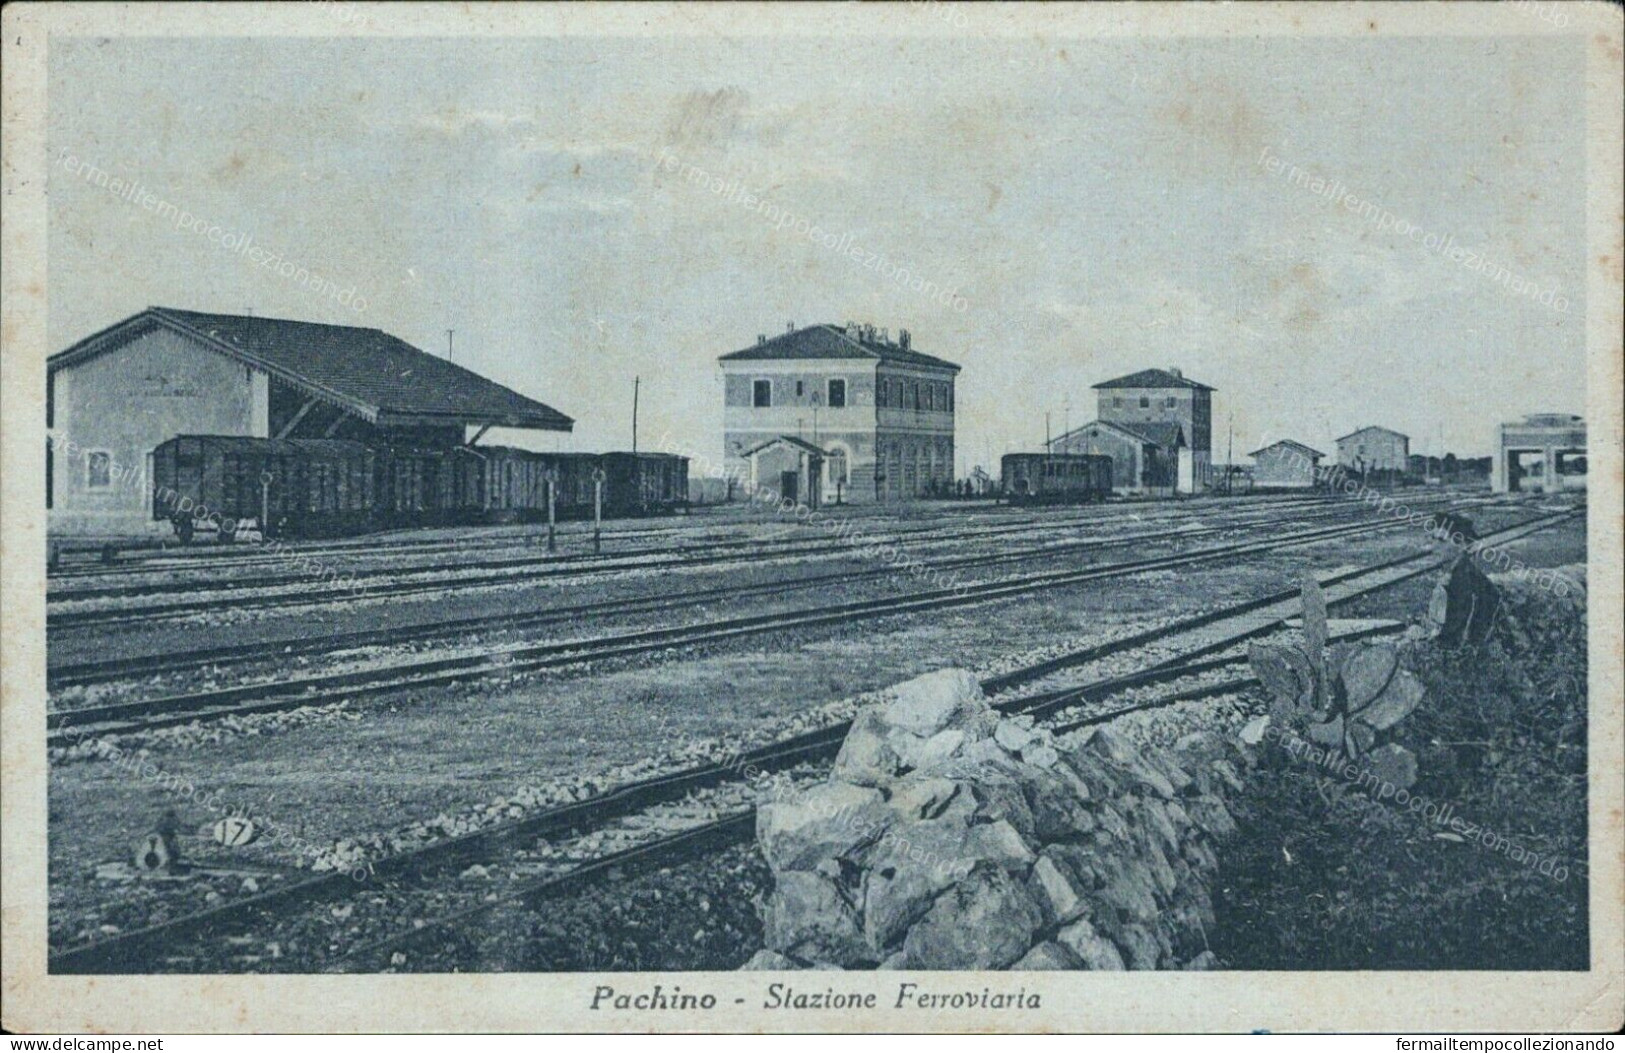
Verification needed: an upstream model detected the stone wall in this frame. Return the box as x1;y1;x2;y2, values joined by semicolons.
744;668;1245;970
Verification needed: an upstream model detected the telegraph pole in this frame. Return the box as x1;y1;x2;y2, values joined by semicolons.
446;329;454;362
1226;413;1234;494
632;375;640;452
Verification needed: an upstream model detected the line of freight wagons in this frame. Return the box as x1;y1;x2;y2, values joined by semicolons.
151;435;688;540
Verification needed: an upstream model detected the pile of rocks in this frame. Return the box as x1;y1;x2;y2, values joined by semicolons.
743;669;1243;971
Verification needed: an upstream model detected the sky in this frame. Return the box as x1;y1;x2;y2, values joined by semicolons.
48;32;1586;466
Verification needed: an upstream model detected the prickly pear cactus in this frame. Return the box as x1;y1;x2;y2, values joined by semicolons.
1246;577;1425;790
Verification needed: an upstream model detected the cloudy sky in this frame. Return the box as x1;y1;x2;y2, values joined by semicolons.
48;28;1585;465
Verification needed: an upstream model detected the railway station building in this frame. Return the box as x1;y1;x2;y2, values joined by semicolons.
1089;368;1215;492
47;306;574;539
1492;413;1586;494
719;322;960;503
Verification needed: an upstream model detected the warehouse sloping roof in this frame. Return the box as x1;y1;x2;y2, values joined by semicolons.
49;307;574;432
1054;419;1186;450
719;324;960;371
1250;439;1324;458
1336;425;1409;443
1112;421;1187;449
1092;368;1214;392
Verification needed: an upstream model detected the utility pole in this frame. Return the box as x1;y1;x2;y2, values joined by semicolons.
1045;412;1052;450
631;375;640;452
1226;413;1234;495
446;329;454;362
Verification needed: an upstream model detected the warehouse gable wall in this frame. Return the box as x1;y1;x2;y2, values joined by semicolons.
48;327;259;538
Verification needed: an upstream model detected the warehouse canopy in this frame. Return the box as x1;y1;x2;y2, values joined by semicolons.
49;307;575;432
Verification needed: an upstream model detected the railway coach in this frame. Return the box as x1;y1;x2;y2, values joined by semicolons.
1000;453;1113;505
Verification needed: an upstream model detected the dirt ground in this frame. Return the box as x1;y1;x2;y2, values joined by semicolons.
46;493;1584;948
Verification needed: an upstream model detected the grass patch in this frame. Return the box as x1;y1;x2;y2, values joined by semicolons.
1212;574;1588;969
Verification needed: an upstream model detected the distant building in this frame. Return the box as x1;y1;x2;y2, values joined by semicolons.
1493;413;1586;494
1250;439;1324;489
1091;368;1214;491
47;307;573;538
1335;426;1410;474
1049;419;1185;496
719;322;960;502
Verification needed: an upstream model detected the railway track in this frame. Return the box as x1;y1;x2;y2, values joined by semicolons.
48;509;1572;974
48;491;1343;580
46;492;1353;621
45;499;1487;743
48;499;1375;688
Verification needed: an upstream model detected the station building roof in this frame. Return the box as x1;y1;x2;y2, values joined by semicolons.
49;307;575;432
719;323;960;372
1092;368;1214;392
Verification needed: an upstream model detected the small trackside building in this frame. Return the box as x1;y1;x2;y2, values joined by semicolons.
1250;440;1325;489
1493;413;1586;494
719;322;960;503
1335;425;1410;475
47;306;574;540
1048;419;1185;496
742;435;828;509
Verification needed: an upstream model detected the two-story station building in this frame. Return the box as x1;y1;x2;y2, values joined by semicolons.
719;322;960;503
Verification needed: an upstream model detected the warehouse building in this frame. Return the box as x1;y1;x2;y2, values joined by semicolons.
719;322;960;502
1090;368;1215;492
1493;413;1586;494
1335;425;1410;475
47;306;573;539
1048;419;1185;496
1250;439;1324;489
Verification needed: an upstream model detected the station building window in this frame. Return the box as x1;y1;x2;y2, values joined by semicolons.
1139;396;1150;408
86;450;113;489
827;447;848;485
828;378;846;408
753;379;772;407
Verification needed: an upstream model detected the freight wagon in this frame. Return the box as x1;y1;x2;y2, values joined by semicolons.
601;452;689;516
1000;453;1112;505
152;436;688;540
152;435;379;540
